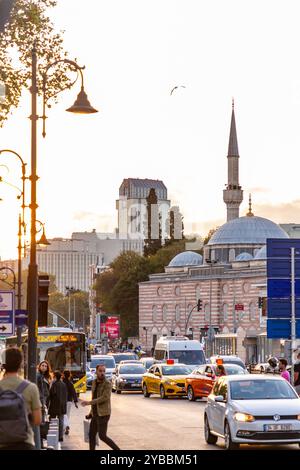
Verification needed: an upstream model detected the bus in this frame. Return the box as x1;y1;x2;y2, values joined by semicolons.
3;327;87;394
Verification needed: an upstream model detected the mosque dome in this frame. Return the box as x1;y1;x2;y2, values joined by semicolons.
254;245;267;260
168;251;203;267
207;216;288;246
235;252;253;261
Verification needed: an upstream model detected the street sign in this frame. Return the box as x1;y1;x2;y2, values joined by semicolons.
0;290;15;336
15;309;28;327
267;239;300;339
235;304;244;311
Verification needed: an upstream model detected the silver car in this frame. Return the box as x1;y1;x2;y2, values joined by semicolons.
204;375;300;449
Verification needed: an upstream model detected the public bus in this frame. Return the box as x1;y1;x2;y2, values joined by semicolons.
3;327;87;394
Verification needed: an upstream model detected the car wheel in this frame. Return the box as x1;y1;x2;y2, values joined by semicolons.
224;421;239;450
260;366;264;374
111;387;115;393
187;385;196;402
116;388;121;394
143;383;151;397
160;385;167;399
204;414;218;445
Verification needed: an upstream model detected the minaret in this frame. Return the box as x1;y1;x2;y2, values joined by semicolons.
223;99;243;221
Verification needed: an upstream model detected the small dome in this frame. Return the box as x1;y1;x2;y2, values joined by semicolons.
235;252;253;261
168;251;203;267
208;216;288;246
254;245;267;259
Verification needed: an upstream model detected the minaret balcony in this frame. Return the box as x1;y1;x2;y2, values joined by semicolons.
223;188;243;204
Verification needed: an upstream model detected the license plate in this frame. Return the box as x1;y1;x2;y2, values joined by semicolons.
264;424;292;431
131;383;140;387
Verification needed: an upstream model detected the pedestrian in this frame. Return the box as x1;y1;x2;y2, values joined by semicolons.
0;347;42;450
279;358;290;383
37;360;52;447
215;364;226;377
63;369;79;435
81;364;120;451
47;370;68;442
293;352;300;395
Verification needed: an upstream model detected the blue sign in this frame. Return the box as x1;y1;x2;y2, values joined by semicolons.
15;309;28;327
0;290;15;336
267;239;300;339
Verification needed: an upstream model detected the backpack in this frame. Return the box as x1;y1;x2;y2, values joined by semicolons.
0;380;30;444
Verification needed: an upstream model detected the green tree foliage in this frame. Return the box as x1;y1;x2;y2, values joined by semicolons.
0;0;71;125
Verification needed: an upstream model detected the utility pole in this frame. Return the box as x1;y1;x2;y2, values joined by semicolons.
291;247;296;385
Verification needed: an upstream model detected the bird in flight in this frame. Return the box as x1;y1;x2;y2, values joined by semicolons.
170;85;186;95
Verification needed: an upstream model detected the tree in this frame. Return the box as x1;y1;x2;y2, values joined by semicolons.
143;188;162;257
0;0;71;125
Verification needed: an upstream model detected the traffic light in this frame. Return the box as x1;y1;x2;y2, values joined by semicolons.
258;297;263;308
38;274;50;326
197;299;202;311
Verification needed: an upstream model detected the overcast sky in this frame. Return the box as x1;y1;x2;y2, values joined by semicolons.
1;0;300;259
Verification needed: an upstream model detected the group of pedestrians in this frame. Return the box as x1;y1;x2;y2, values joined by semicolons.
37;360;78;445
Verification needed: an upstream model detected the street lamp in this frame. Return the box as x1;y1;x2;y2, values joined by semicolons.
27;44;98;385
205;257;218;356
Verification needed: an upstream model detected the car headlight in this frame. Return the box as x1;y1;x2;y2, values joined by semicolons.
234;412;255;422
119;378;127;382
164;381;176;386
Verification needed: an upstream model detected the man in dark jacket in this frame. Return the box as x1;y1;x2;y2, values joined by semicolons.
47;370;67;442
81;364;120;450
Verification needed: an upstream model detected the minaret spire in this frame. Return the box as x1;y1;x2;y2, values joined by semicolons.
246;193;254;217
223;99;243;221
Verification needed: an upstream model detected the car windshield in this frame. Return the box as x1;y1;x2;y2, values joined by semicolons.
111;354;137;364
119;365;146;374
142;360;154;369
169;350;206;365
161;365;192;376
90;358;115;369
224;365;247;375
230;379;298;400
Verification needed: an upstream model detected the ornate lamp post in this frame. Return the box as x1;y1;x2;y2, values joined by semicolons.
27;43;98;384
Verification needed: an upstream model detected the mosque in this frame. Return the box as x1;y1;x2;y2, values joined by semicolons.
138;102;290;363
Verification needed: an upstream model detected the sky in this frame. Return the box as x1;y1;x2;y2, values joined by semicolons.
1;0;300;260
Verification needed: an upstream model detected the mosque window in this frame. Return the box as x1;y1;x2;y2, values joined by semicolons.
249;302;256;321
157;287;163;296
243;282;250;294
204;303;210;322
222;303;228;322
222;284;229;294
152;305;157;322
175;304;181;322
162;304;168;322
175;286;181;296
229;249;235;262
195;284;201;301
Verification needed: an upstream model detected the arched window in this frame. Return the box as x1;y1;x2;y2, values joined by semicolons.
152;305;157;322
204;303;210;322
175;286;181;296
221;303;228;322
162;304;168;322
195;284;201;300
249;302;256;321
175;304;181;322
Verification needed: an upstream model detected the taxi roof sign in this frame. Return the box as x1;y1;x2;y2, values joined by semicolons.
216;358;223;365
166;359;175;365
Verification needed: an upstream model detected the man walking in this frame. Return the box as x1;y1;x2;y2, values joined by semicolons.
81;364;120;451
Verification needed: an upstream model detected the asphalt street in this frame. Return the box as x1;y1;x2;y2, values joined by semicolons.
61;391;300;451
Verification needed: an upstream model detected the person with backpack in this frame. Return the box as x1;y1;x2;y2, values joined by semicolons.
62;369;78;436
0;347;42;450
47;370;67;442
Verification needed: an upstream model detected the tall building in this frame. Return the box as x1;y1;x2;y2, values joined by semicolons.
223;100;243;222
116;178;170;240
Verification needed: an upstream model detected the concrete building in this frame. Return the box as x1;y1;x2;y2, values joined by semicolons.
116;178;171;240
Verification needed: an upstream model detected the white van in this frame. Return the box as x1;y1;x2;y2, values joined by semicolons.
154;336;206;368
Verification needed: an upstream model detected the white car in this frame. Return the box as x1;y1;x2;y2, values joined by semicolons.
204;375;300;449
89;355;116;381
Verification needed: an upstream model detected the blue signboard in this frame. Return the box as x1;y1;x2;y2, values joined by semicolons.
267;239;300;339
15;309;28;327
0;290;15;336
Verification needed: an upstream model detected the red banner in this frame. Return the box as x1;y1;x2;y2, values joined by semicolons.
235;304;244;311
100;316;120;339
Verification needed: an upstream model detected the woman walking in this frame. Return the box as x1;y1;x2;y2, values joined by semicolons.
63;369;78;435
37;360;52;447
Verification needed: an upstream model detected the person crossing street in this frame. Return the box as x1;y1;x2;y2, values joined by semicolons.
81;364;120;451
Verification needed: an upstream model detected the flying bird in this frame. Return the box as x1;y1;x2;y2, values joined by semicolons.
170;85;186;96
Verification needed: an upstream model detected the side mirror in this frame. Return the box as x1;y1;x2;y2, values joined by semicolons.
214;395;225;402
154;372;161;377
205;372;213;378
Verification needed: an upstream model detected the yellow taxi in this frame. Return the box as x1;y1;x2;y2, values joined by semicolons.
142;360;193;399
